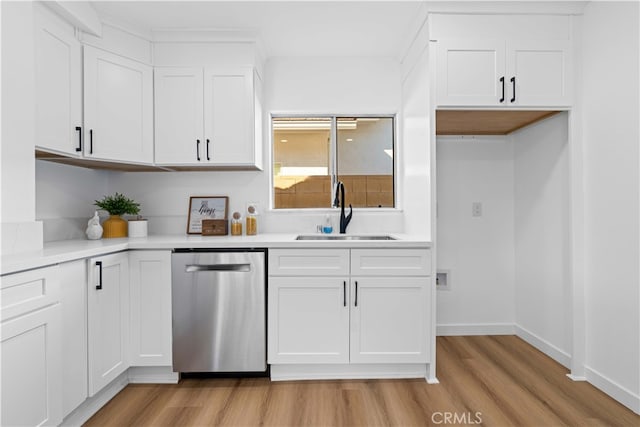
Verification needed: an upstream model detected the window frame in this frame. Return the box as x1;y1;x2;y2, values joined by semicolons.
270;113;397;211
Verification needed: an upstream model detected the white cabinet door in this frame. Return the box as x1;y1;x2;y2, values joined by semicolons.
350;277;429;364
1;267;62;427
436;39;506;106
268;276;349;364
87;252;130;396
34;4;82;156
154;67;205;165
1;305;63;427
203;68;256;165
84;46;153;164
129;250;172;366
507;40;572;107
59;260;88;417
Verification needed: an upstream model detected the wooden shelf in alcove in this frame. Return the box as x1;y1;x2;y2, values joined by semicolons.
436;110;562;136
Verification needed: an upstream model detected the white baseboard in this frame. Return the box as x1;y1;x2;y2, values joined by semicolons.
585;366;640;414
270;363;428;381
128;366;179;384
61;371;129;426
437;323;515;336
514;325;571;368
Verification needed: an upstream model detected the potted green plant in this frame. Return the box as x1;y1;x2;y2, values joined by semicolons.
94;193;140;238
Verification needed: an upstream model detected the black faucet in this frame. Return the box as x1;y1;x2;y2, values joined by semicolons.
333;181;353;234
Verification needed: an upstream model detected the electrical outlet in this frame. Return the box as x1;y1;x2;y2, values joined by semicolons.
436;270;452;291
472;202;482;217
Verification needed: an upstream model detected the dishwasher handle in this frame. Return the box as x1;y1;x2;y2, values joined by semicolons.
185;263;251;273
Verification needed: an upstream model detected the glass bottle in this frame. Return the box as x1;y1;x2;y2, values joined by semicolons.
230;212;242;236
246;205;257;236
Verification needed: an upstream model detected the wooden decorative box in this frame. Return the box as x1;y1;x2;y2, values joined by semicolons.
201;219;228;236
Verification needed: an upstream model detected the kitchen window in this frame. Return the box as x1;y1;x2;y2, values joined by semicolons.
272;116;395;209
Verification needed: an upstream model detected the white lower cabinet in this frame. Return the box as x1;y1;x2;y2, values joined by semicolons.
59;260;88;418
350;276;429;364
1;266;63;427
87;252;130;396
268;248;431;370
268;276;350;364
129;250;172;366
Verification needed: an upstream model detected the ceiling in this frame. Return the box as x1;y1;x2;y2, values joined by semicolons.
90;1;425;58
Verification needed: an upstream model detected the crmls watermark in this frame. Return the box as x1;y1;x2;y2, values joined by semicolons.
431;411;483;425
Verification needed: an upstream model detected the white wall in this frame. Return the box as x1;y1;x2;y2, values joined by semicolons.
35;161;110;242
582;1;640;413
1;2;43;254
435;137;515;333
266;57;400;115
400;16;432;238
514;113;571;366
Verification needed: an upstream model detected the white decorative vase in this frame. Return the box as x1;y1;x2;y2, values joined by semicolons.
86;211;103;240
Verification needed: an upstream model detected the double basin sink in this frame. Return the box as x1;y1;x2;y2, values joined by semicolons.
296;234;396;241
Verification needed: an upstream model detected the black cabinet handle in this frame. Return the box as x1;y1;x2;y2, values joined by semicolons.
75;126;82;152
354;281;358;307
89;129;93;154
196;139;201;161
499;76;505;103
343;281;346;307
206;139;211;161
96;261;103;290
510;77;516;103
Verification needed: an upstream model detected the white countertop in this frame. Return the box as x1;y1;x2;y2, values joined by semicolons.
1;233;431;276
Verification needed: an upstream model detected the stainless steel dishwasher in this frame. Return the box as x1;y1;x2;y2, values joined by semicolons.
171;249;266;373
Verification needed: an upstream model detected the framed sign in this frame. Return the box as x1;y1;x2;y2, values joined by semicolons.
187;196;228;234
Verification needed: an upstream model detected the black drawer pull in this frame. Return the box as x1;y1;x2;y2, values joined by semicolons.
96;261;103;290
510;76;516;103
343;281;346;307
75;126;82;152
354;281;358;307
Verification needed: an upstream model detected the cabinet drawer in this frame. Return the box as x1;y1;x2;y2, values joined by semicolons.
269;249;350;276
351;249;431;276
1;266;60;322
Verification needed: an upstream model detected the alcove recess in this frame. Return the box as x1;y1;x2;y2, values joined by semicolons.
436;110;561;135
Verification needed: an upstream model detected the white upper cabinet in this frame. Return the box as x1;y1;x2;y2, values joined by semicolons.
34;4;82;156
436;39;506;107
506;40;572;107
154;67;204;164
433;14;573;108
203;68;255;165
437;39;572;107
84;46;153;164
155;66;262;168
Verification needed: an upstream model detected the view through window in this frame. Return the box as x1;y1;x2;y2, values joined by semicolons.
273;116;394;209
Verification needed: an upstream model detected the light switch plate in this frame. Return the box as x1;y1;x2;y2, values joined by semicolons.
472;202;482;217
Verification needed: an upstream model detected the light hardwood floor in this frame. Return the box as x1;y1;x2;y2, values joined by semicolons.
85;336;639;426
